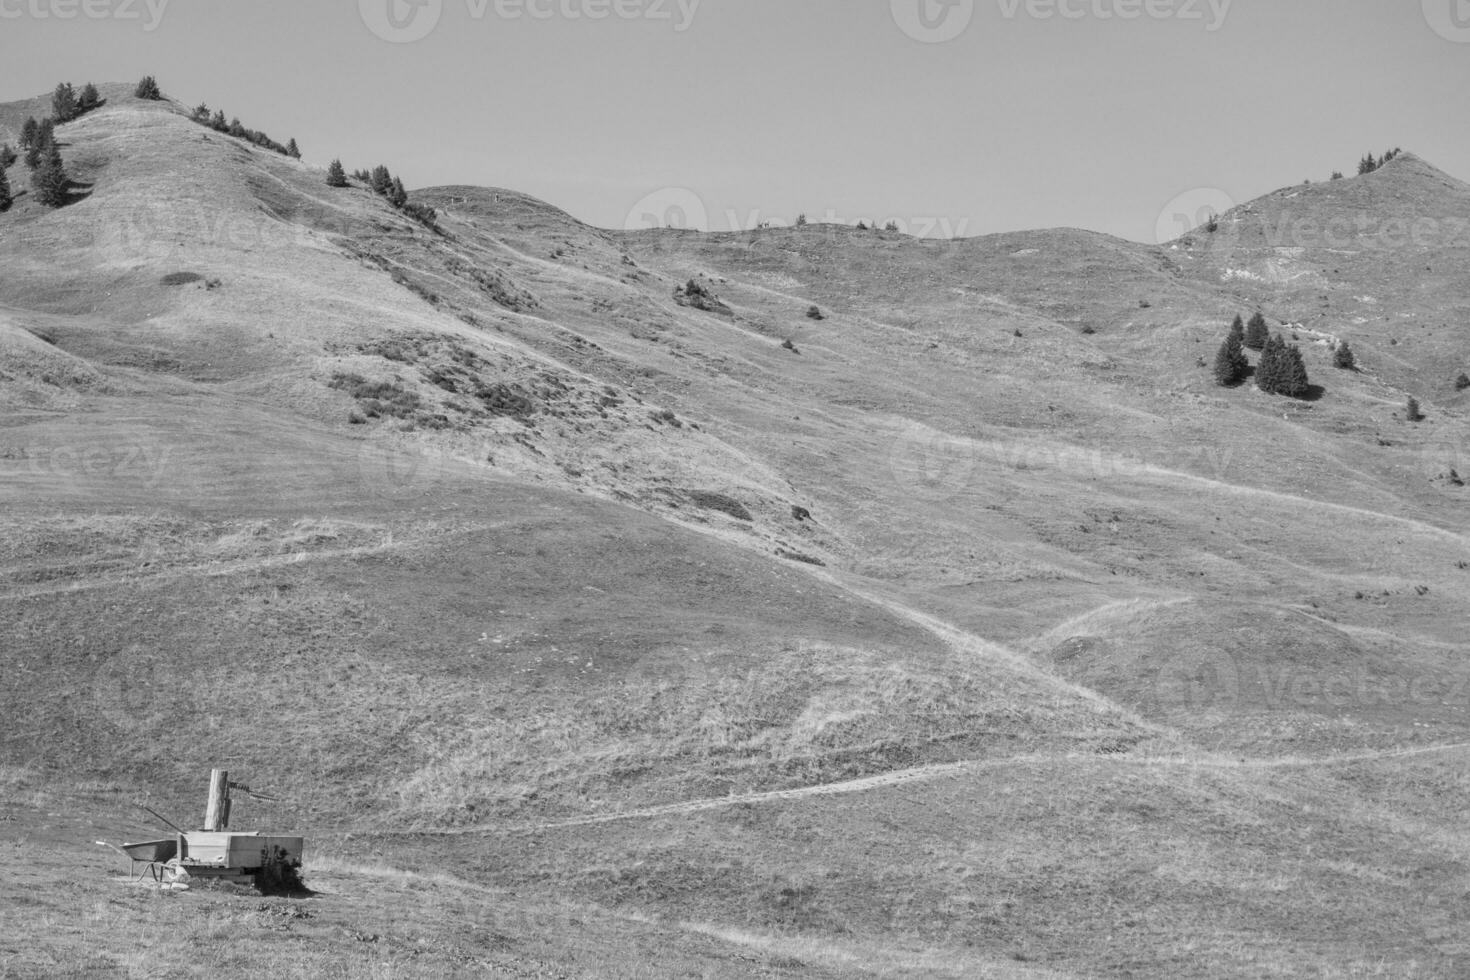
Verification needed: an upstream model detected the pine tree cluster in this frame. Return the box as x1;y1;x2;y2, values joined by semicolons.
51;81;103;123
1357;148;1402;176
190;102;300;158
134;76;163;100
14;113;68;208
333;161;438;230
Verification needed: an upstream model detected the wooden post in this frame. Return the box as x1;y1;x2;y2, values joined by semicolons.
203;769;229;831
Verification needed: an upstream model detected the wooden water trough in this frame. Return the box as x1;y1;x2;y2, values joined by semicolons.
118;770;304;886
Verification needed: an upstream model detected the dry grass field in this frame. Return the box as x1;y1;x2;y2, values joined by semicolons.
1;88;1467;978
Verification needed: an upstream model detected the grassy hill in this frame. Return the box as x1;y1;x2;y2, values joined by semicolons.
1;86;1468;978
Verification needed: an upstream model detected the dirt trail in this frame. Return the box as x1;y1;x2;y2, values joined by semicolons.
381;740;1470;839
0;538;426;603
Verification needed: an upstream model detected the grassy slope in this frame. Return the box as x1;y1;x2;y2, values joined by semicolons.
1;90;1468;977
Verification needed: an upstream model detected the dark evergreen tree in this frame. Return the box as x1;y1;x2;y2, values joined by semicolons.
370;165;393;197
1228;314;1245;344
1334;341;1357;370
286;138;300;159
134;76;162;100
0;166;12;213
25;122;53;170
227;118;246;139
326;159;349;188
52;83;78;123
192;102;210;121
0;144;14;170
389;176;408;208
1245;312;1269;351
19;117;38;150
1406;397;1423;422
209;110;227;132
1213;339;1243;387
1257;334;1285;393
1279;343;1311;397
78;83;101;114
30;142;68;207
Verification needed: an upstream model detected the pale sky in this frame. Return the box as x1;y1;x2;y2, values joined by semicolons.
4;0;1468;240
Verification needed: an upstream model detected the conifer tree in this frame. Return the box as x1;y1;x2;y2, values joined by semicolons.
192;103;210;121
25;123;51;170
78;83;101;114
228;118;246;139
286;138;300;159
1334;341;1357;370
326;159;349;188
19;117;38;150
134;76;162;100
1214;339;1243;387
0;166;12;213
1279;343;1310;397
389;176;408;208
1257;334;1284;393
1245;312;1269;351
209;110;227;132
1406;397;1423;422
0;144;14;170
52;83;78;123
30;142;68;207
1228;315;1245;344
370;165;393;197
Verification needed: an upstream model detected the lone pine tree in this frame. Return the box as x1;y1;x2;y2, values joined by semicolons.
1334;341;1357;370
325;159;349;188
0;166;12;212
